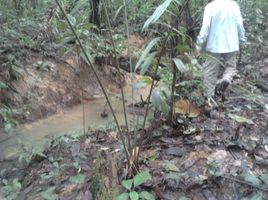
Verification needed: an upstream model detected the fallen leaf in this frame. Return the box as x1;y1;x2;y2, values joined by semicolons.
183;127;197;135
207;150;227;165
241;172;262;186
163;160;180;172
69;174;85;184
228;113;254;125
139;191;155;200
71;143;80;158
141;149;157;161
166;147;187;157
175;99;200;118
104;176;111;190
40;187;57;200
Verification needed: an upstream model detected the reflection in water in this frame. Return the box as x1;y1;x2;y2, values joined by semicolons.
0;85;151;160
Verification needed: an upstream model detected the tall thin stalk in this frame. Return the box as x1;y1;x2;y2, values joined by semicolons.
55;0;131;166
123;0;139;172
76;44;86;135
169;62;177;123
102;0;132;152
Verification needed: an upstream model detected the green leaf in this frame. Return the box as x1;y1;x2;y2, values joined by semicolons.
139;191;155;200
140;52;157;75
142;0;173;31
69;174;85;184
160;100;169;116
70;0;88;15
133;172;151;187
40;187;57;200
122;179;133;191
0;82;8;89
135;37;160;72
260;173;268;184
2;179;8;185
179;197;191;200
250;192;263;200
132;76;152;90
152;89;162;109
67;14;77;26
141;76;153;85
242;173;262;186
4;122;13;133
163;160;180;172
173;58;186;73
114;5;125;22
129;191;139;200
116;193;129;200
12;178;21;190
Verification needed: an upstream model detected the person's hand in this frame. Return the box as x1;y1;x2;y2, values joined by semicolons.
194;48;201;57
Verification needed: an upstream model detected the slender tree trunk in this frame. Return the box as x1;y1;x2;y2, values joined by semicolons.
30;0;37;9
89;0;100;27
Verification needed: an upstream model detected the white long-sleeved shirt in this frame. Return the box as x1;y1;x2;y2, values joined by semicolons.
196;0;246;53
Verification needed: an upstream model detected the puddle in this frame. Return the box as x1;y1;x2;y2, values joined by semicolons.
0;84;152;160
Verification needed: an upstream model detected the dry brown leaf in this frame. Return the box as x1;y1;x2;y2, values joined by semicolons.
174;99;200;117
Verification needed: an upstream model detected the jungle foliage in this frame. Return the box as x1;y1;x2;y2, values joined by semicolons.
0;0;268;200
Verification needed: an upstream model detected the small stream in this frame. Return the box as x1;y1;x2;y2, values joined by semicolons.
0;85;151;160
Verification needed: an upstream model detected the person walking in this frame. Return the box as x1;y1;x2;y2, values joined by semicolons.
195;0;246;107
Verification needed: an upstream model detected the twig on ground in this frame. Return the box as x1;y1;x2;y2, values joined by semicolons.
223;175;268;192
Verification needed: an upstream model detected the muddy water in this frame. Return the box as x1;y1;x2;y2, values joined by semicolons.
0;85;151;160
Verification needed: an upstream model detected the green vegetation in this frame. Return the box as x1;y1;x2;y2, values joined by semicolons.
0;0;267;199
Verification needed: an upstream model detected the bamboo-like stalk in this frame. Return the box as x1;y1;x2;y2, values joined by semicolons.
169;62;177;123
75;44;86;135
55;0;131;166
102;0;132;152
123;0;139;170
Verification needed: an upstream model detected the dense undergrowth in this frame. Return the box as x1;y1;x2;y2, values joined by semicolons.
0;0;268;199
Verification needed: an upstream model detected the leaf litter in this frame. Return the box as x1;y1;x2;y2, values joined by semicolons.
1;62;268;200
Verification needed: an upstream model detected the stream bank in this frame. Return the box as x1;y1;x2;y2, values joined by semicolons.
0;58;267;200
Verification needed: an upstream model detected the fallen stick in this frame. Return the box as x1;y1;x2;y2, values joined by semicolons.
223;175;268;193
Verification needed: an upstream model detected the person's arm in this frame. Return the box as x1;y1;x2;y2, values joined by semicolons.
196;6;211;51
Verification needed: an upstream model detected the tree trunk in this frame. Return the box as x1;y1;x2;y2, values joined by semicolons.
89;0;100;27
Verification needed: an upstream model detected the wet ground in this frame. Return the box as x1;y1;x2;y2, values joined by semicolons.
0;58;267;199
0;83;151;160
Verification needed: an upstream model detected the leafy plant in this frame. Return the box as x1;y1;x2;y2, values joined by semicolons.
1;178;21;200
207;161;224;177
39;186;57;200
116;171;155;200
18;141;46;165
0;108;21;133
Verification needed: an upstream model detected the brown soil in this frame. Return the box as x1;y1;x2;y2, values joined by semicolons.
0;57;267;200
0;34;147;126
1;56;116;123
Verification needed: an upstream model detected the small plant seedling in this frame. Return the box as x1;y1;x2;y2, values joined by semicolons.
116;171;155;200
